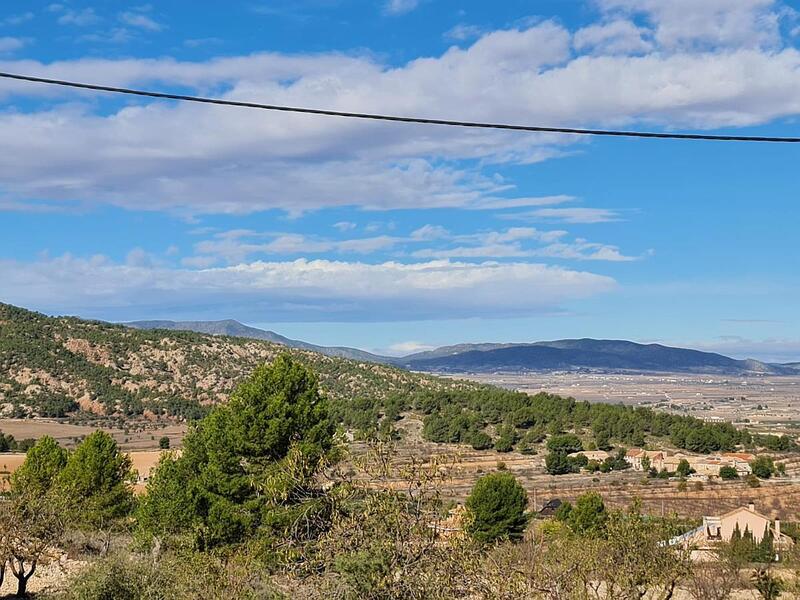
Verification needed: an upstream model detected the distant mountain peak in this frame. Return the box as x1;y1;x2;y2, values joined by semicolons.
398;338;797;376
125;319;388;363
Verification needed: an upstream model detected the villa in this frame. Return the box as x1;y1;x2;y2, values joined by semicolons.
624;448;666;471
669;503;793;561
625;448;754;477
568;450;611;462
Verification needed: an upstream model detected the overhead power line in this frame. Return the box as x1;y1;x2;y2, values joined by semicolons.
1;70;799;143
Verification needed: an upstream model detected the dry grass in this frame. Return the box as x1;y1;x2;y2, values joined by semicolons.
4;415;800;521
350;433;800;522
0;417;187;451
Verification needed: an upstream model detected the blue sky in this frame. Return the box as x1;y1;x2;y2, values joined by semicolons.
1;0;799;361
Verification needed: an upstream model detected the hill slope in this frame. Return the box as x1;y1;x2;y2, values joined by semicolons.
127;319;387;363
400;338;794;375
0;303;470;419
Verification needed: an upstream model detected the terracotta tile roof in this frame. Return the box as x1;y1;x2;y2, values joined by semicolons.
721;453;755;461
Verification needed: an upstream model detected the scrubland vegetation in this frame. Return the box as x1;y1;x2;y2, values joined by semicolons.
3;302;797;468
415;387;799;462
1;355;799;598
0;303;469;420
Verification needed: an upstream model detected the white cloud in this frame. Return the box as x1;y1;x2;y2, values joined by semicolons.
125;247;158;267
597;0;784;50
364;222;389;233
191;231;404;263
193;225;616;260
412;237;635;261
184;223;636;264
504;208;622;224
467;195;575;210
3;12;34;26
0;255;617;321
184;37;222;48
119;11;163;32
0;37;26;53
383;341;436;355
444;24;483;42
481;227;559;243
410;226;549;257
410;224;450;241
574;20;652;54
530;239;636;262
55;7;100;26
413;244;529;259
384;0;419;16
78;28;134;44
1;16;800;214
333;221;357;232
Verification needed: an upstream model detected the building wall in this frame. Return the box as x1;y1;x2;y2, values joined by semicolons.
570;450;611;462
692;461;722;476
720;510;771;543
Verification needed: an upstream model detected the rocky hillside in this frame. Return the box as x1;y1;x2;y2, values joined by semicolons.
0;303;471;420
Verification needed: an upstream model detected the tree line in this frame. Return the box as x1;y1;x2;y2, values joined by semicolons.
413;387;798;455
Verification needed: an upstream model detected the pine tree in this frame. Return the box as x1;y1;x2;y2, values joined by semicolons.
465;472;529;544
58;430;135;538
731;522;745;560
743;525;757;562
756;524;775;563
138;354;335;549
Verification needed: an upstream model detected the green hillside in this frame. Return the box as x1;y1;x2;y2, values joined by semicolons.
2;302;794;457
0;303;473;421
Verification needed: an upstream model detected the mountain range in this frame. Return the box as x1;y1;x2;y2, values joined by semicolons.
126;319;799;376
397;339;798;375
127;319;385;363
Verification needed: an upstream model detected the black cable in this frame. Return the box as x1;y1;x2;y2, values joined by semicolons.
1;70;799;143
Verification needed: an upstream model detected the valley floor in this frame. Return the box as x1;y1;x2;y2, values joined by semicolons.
446;372;800;433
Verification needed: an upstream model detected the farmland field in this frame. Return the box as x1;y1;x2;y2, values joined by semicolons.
352;432;800;521
0;418;187;451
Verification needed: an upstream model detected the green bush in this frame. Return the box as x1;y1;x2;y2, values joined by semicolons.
545;451;576;475
554;501;573;522
750;456;776;479
56;552;284;600
546;434;583;454
676;459;694;477
567;492;607;538
465;472;529;544
494;435;514;453
746;474;761;488
55;553;167;600
570;453;589;469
